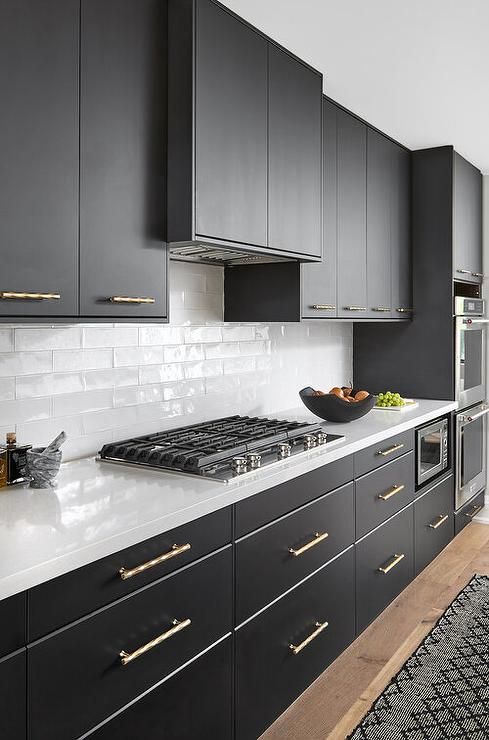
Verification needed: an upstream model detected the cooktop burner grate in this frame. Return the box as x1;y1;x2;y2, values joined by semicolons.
99;414;344;481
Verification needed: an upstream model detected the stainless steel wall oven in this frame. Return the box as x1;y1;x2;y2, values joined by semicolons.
455;297;487;409
455;403;488;510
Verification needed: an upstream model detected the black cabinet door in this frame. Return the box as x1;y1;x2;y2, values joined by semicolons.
0;593;26;659
87;638;233;740
337;111;367;318
0;650;26;740
236;548;355;740
391;143;412;316
268;45;322;258
0;0;78;317
415;474;454;576
366;129;392;319
356;505;414;634
79;0;168;318
453;152;483;283
302;98;338;317
195;0;267;247
29;549;232;740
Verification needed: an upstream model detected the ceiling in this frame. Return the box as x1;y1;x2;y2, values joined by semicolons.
222;0;489;174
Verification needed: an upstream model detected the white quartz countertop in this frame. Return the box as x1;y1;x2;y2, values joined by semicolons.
0;398;456;600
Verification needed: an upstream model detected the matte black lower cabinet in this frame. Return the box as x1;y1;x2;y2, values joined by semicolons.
29;549;232;740
89;638;233;740
356;506;414;634
236;548;355;740
414;474;454;575
0;649;26;740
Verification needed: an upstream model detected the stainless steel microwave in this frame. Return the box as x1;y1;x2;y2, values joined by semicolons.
416;418;449;488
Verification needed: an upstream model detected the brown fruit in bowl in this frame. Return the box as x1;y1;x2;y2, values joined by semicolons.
354;390;369;401
342;386;352;397
329;387;344;398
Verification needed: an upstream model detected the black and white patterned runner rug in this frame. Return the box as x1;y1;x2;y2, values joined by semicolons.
348;574;489;739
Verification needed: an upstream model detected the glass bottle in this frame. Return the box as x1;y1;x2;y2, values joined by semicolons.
6;432;31;485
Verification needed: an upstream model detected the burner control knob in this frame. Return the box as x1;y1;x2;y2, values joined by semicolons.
277;442;291;459
303;434;317;450
231;456;248;475
316;432;328;445
246;453;262;469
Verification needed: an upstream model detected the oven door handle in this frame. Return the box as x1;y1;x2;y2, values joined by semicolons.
463;318;489;325
460;407;489;423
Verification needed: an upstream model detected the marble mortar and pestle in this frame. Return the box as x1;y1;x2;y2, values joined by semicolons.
26;431;67;489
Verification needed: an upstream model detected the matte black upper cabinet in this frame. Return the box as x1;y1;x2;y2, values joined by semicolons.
0;0;79;318
302;98;338;318
79;0;168;318
336;110;367;318
391;143;412;315
167;0;322;261
453;151;483;283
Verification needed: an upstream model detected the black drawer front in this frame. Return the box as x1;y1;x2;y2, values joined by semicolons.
29;506;232;640
88;637;233;740
356;505;414;634
354;429;414;478
355;452;414;538
236;548;355;740
29;548;232;740
0;592;26;658
415;475;454;575
235;455;354;537
236;482;354;624
455;490;485;535
0;650;26;740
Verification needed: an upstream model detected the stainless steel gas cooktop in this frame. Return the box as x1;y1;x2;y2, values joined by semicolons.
99;415;344;483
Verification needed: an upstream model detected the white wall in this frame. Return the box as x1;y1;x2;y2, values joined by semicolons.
0;262;352;461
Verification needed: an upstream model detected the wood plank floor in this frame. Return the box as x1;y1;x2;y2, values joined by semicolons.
261;522;489;740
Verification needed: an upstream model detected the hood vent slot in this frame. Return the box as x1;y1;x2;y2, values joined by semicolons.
169;243;292;267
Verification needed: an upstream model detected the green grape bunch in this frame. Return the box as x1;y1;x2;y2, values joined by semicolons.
375;391;406;408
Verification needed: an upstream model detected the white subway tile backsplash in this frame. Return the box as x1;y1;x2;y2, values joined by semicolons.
184;359;223;380
53;389;114;417
53;349;113;372
0;329;14;352
184;326;222;343
84;367;139;391
16;372;84;399
83;326;139;348
2;263;352;461
15;327;82;351
163;344;204;363
221;325;255;342
114;346;164;367
139;326;184;346
0;351;52;377
0;378;15;401
139;363;184;385
0;398;51;425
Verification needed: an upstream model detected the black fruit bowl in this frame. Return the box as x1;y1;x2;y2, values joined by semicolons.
299;387;376;423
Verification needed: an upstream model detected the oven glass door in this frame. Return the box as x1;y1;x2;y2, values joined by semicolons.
455;318;487;407
456;405;487;509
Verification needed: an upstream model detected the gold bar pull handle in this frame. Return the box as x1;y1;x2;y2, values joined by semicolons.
378;484;405;501
378;553;405;575
288;532;329;557
289;621;328;655
465;505;483;520
120;618;191;666
109;296;156;304
428;513;449;529
310;304;336;310
0;291;61;301
377;443;404;457
119;543;191;580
